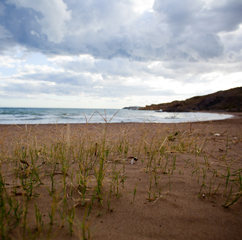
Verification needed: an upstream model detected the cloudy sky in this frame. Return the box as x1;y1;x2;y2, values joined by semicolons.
0;0;241;109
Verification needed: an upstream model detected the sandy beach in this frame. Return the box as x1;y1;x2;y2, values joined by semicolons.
0;113;242;240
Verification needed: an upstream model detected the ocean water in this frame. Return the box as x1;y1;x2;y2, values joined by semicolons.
0;108;233;125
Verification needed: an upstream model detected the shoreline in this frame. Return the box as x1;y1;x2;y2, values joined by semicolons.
0;111;240;127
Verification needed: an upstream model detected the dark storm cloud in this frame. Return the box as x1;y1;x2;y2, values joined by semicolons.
153;0;242;33
0;0;241;61
205;0;242;32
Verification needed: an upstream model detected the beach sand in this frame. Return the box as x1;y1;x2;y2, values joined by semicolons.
0;113;242;239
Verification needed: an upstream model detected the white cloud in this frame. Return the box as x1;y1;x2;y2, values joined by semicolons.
132;0;154;13
6;0;71;43
0;55;22;68
30;30;39;38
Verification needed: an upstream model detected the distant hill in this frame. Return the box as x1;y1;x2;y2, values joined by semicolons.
123;106;141;110
139;87;242;112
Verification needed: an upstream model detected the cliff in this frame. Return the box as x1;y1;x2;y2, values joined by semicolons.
139;87;242;112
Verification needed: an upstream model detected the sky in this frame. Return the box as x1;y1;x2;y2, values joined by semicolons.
0;0;242;109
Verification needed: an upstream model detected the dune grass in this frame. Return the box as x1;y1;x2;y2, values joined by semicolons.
0;112;241;239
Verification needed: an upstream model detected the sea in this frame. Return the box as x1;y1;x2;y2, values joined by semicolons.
0;108;233;125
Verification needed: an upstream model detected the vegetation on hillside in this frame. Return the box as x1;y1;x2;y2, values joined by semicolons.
140;87;242;112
